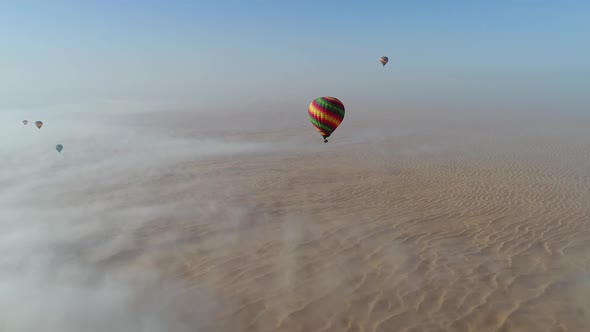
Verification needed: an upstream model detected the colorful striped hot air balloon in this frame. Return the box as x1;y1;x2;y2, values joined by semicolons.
380;56;389;67
308;97;345;143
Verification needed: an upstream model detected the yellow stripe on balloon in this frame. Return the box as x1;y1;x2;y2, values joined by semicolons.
309;104;342;128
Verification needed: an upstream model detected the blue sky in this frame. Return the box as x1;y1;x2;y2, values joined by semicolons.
1;0;589;110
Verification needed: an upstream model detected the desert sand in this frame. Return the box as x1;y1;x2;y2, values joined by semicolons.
2;105;590;332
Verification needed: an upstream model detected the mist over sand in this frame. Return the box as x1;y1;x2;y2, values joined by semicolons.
2;102;590;331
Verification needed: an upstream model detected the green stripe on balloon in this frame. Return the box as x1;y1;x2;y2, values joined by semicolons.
317;98;345;117
309;116;334;134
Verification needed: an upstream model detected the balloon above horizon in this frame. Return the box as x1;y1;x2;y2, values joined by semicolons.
308;97;345;143
380;56;389;67
56;144;63;153
22;120;28;125
35;121;43;129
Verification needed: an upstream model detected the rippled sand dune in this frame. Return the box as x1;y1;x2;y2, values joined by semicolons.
4;107;590;331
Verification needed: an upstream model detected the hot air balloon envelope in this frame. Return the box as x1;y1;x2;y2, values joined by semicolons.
56;144;63;153
35;121;43;129
23;120;28;125
308;97;345;143
380;56;389;67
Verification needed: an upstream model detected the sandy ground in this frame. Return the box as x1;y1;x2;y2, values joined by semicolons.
2;105;590;332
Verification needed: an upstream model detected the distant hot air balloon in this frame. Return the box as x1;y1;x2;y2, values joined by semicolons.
35;121;43;129
380;56;389;67
308;97;345;143
23;120;28;125
56;144;63;153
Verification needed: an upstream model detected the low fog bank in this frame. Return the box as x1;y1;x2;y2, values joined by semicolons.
0;104;287;331
0;100;423;331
